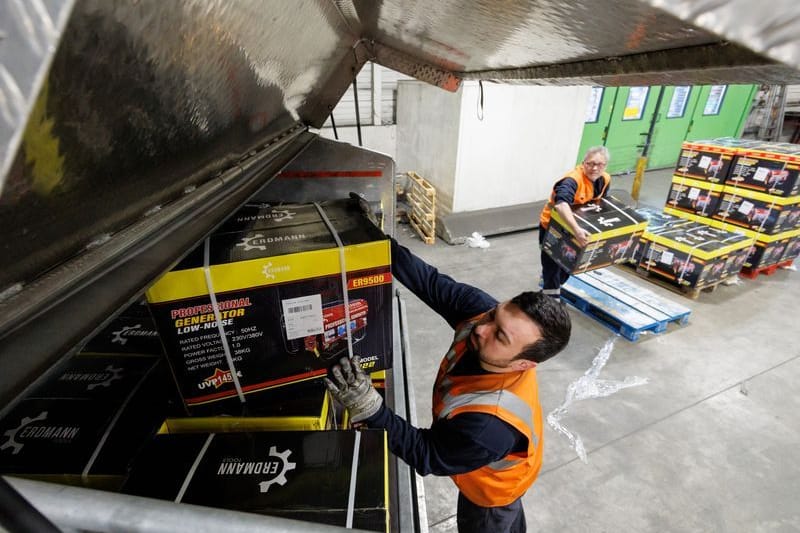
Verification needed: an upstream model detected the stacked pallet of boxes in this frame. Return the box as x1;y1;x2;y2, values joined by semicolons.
0;301;173;490
1;199;393;532
132;198;393;531
663;139;800;279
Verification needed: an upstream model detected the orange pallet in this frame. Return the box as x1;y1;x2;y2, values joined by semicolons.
739;260;794;279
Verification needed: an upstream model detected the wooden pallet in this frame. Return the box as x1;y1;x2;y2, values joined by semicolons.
561;269;691;342
739;260;794;279
625;263;729;300
406;171;436;244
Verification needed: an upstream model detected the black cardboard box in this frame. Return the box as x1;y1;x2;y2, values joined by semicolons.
665;175;725;218
542;196;647;274
145;200;392;415
79;299;163;356
727;146;800;197
712;184;800;235
159;378;335;431
0;355;171;490
122;429;388;532
637;215;752;288
674;139;755;184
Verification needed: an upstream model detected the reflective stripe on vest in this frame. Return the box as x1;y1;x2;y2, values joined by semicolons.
438;389;539;449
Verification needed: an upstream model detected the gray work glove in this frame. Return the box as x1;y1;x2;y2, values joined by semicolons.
324;355;383;424
348;192;379;227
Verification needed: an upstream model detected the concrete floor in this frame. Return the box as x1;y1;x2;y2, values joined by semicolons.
393;168;800;533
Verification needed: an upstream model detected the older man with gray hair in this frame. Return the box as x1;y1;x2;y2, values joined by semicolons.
538;146;612;298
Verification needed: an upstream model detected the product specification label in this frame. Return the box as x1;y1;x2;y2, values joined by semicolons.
698;156;712;170
688;187;700;200
738;201;754;215
753;167;769;182
660;251;674;264
281;294;324;340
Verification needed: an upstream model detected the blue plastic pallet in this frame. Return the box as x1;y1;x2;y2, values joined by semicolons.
561;268;691;341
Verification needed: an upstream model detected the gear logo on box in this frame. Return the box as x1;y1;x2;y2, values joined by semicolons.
1;411;48;455
258;446;297;493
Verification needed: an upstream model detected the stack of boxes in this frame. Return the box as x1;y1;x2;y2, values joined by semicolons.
1;198;393;532
647;138;800;289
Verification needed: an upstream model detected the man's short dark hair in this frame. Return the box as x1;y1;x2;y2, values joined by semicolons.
510;291;571;363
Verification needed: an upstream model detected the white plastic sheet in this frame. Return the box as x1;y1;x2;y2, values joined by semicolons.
465;231;490;249
546;339;649;463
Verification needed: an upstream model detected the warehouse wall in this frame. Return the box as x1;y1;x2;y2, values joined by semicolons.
317;125;398;159
453;83;591;212
395;81;463;212
396;81;591;214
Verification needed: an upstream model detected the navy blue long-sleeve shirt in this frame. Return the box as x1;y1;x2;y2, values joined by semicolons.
364;239;528;477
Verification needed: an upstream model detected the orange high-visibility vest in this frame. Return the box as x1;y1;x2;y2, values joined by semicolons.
432;312;543;507
539;165;611;229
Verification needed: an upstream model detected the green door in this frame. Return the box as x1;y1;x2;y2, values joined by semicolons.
575;86;617;162
646;86;701;169
685;84;757;141
603;86;662;174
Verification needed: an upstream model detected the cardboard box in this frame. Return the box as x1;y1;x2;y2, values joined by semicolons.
674;139;755;184
542;196;647;274
122;429;389;532
79;299;163;356
712;184;800;235
145;200;392;414
0;355;171;490
718;226;800;270
637;214;752;288
665;175;725;218
728;147;800;197
159;378;334;432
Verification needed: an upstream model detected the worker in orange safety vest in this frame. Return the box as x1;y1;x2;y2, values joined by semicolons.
326;235;572;533
538;146;611;299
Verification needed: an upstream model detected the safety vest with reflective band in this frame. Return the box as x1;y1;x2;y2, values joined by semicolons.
539;165;611;229
432;312;543;507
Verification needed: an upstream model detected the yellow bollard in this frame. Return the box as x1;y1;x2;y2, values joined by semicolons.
631;156;648;201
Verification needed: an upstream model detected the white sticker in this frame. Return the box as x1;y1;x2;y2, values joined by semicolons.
738;201;754;215
281;295;324;340
698;156;712;170
753;167;769;182
688;187;700;200
660;251;674;264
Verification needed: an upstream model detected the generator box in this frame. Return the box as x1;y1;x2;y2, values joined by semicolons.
122;429;389;532
0;355;170;490
542;196;647;274
674;139;751;184
735;227;800;269
728;146;800;197
637;216;752;288
159;378;334;432
712;185;800;235
665;176;725;218
145;200;392;415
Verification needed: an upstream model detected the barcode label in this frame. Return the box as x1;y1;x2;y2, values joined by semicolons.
281;295;324;340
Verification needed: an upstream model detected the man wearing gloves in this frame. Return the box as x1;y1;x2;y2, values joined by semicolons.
325;238;571;533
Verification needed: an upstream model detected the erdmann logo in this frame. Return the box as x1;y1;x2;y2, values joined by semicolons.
198;368;243;390
236;209;296;224
1;411;80;455
59;364;125;391
235;233;306;252
111;323;158;345
261;261;291;280
216;446;297;493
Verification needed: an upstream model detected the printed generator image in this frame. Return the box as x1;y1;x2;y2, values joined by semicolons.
283;299;368;360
